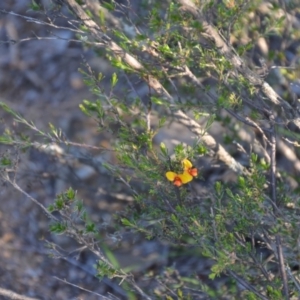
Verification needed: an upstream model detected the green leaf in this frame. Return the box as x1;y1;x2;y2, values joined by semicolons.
0;135;13;145
102;1;115;11
226;188;234;198
113;30;130;43
79;103;91;116
0;102;19;118
121;218;133;227
158;116;167;128
103;246;120;269
66;187;76;200
85;9;93;19
135;34;147;41
98;9;105;25
49;123;58;134
171;214;178;222
150;96;167;105
238;176;245;187
54;197;65;210
0;157;12;167
75;200;84;213
215;181;222;195
111;57;132;72
160;142;168;157
49;222;67;234
251;153;258;163
29;0;41;11
205;114;216;130
48;204;55;213
111;72;118;88
85;222;96;233
197;144;207;155
177;289;183;298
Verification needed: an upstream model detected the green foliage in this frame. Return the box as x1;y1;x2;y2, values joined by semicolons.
101;1;115;11
1;0;300;299
49;222;68;234
95;260;118;280
48;188;98;236
28;0;41;11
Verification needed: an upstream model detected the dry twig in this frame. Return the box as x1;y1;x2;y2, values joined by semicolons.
0;288;40;300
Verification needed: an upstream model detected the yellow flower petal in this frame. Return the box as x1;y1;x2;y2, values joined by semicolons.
166;171;176;181
178;171;193;184
182;158;192;170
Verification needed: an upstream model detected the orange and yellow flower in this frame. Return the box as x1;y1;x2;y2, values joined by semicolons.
182;158;198;177
166;159;197;187
166;171;193;187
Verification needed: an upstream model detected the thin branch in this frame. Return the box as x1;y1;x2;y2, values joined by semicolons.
286;265;300;294
2;172;58;221
210;207;218;241
276;235;289;299
173;109;245;174
58;253;128;297
282;136;300;148
146;81;152;133
269;116;277;207
117;175;139;197
0;9;84;34
84;0;136;38
0;35;104;47
233;233;271;283
0;288;40;300
53;276;113;299
269;114;289;298
226;270;269;300
226;109;271;163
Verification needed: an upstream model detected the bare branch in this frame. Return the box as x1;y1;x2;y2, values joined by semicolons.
2;172;58;221
276;235;289;299
286;265;300;293
84;0;136;38
173;109;245;174
53;276;113;299
0;9;84;34
269;114;289;298
226;270;269;300
0;287;40;300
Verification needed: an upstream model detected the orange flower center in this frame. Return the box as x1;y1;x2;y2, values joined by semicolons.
173;176;183;187
189;168;198;177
